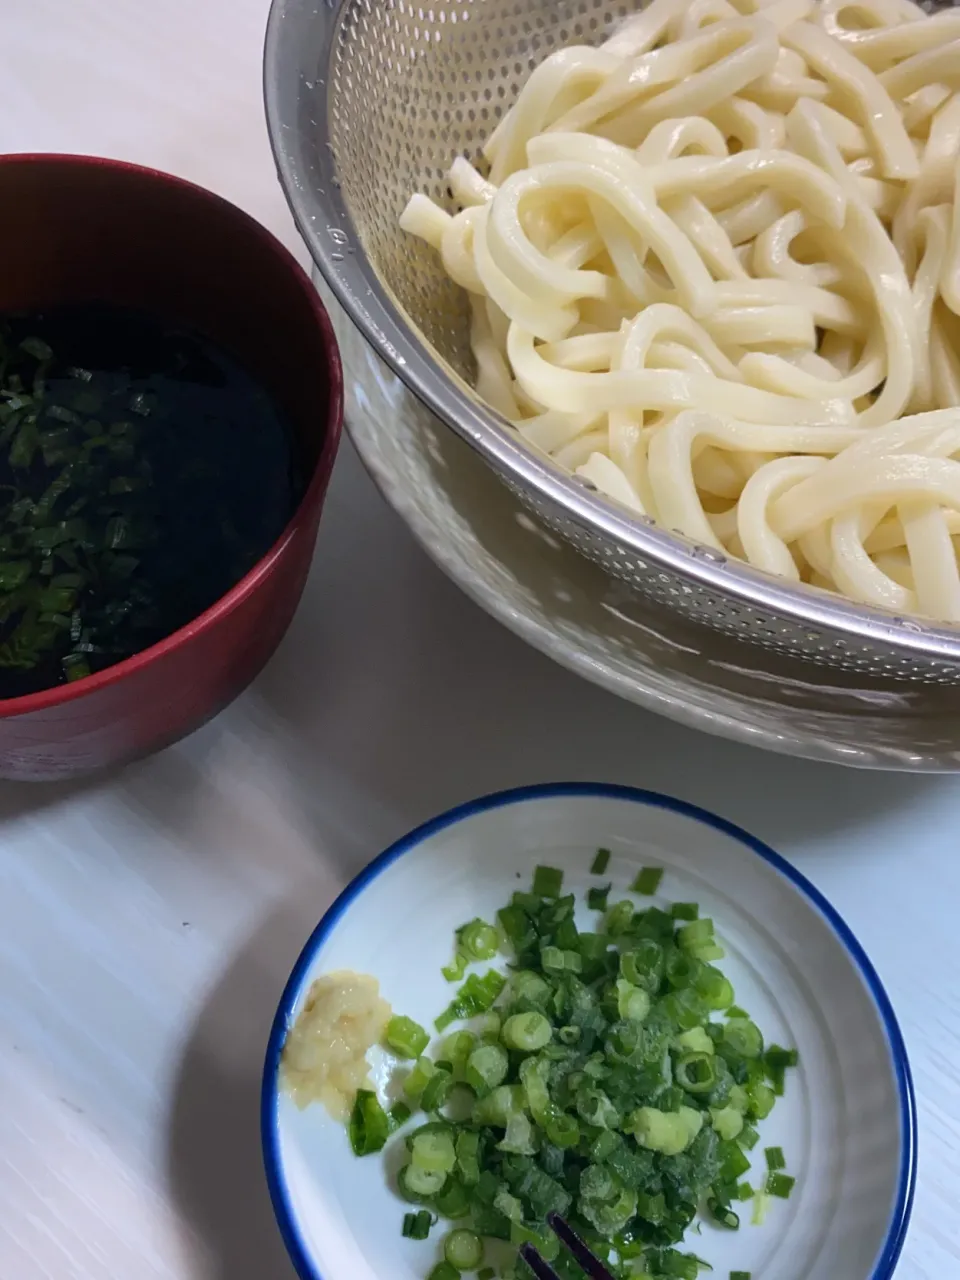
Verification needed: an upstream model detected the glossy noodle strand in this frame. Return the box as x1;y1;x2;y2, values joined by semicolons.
400;0;960;624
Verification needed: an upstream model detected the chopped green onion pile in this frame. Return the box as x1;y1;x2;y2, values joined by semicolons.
348;859;798;1279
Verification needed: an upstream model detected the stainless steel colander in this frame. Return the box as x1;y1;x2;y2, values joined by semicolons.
264;0;960;685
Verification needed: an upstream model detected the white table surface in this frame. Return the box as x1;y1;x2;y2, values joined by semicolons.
1;3;958;1277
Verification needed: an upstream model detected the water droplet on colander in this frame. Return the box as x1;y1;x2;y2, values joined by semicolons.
690;544;725;564
892;616;924;633
330;251;345;263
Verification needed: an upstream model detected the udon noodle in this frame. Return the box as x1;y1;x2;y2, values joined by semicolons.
401;0;960;622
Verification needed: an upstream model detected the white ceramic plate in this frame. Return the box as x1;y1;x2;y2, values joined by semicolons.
262;784;916;1280
318;272;960;770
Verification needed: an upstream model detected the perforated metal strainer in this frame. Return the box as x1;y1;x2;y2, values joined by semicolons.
264;0;960;685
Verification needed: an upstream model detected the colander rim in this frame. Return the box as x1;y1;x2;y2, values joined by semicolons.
263;0;960;666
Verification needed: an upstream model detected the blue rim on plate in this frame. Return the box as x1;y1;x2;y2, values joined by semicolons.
261;782;918;1280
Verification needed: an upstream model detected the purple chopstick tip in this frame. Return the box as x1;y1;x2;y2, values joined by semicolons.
518;1242;560;1280
547;1213;618;1280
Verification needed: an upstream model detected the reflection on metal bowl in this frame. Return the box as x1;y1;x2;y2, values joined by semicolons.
323;273;960;771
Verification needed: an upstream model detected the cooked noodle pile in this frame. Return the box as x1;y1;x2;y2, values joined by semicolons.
401;0;960;622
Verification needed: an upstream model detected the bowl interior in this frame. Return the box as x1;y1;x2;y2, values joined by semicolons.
0;155;337;485
263;785;915;1280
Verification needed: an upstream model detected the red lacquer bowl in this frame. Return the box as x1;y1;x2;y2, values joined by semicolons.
0;154;342;781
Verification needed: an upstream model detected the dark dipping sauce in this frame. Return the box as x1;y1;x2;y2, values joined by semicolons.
0;303;304;699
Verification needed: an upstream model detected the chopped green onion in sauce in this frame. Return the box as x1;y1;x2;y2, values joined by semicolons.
0;305;302;696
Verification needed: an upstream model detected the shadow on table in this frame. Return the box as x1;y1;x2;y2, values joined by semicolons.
166;892;331;1280
0;718;227;833
0;771;112;826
